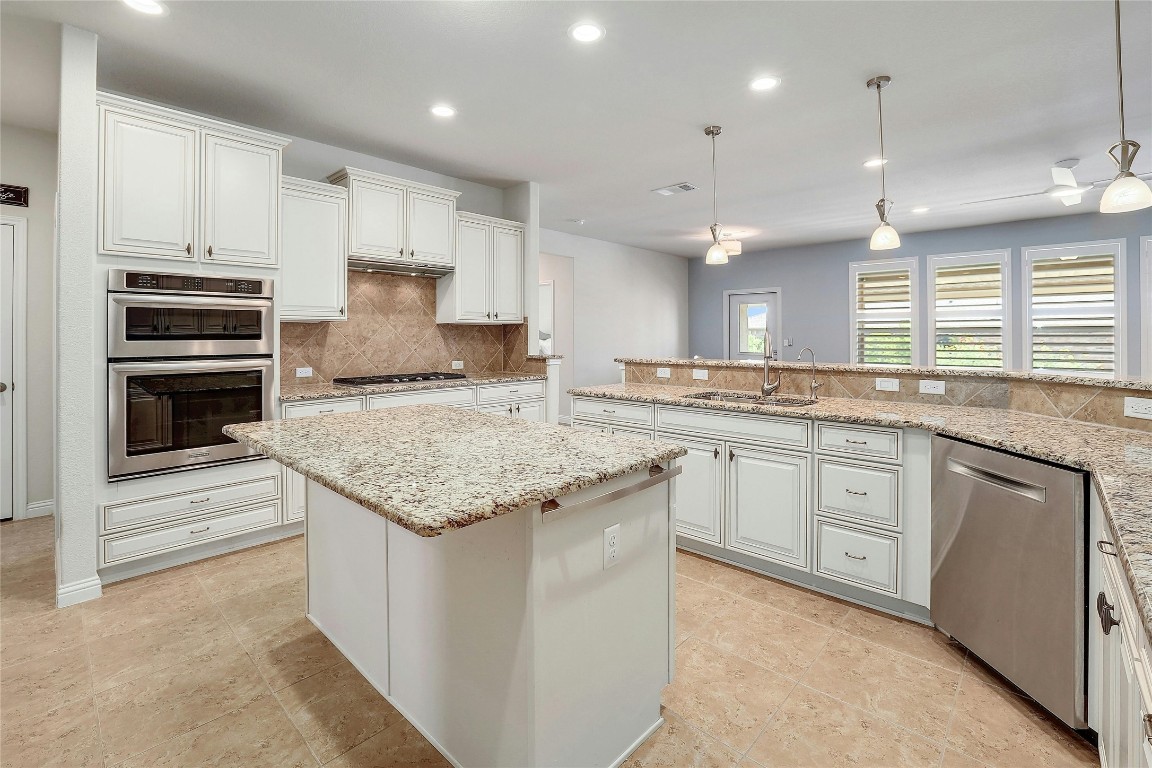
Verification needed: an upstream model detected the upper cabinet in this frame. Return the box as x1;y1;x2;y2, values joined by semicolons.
327;167;459;270
98;94;289;268
436;213;524;324
280;177;348;322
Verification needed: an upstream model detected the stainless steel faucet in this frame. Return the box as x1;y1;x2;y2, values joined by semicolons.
797;347;822;401
762;330;781;396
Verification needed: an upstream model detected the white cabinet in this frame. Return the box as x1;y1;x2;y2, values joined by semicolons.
408;190;455;265
514;400;545;422
348;178;406;258
673;436;724;545
814;519;899;595
436;213;525;324
280;177;348;322
281;396;364;524
727;445;808;568
202;134;280;266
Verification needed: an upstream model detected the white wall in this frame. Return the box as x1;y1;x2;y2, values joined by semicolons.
539;253;574;420
539;229;690;389
0;124;56;511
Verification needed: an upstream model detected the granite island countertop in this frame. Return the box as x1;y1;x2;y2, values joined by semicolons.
571;382;1152;640
224;404;686;537
280;372;547;402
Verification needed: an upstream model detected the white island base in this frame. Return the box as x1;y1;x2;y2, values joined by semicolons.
303;464;678;768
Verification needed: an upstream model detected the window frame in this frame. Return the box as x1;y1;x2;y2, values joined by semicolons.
848;258;920;367
722;288;782;361
926;249;1013;371
1022;238;1126;380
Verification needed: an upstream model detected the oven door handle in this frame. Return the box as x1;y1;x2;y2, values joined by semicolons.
108;358;275;375
110;294;273;311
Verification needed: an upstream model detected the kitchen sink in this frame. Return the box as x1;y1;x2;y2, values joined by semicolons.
683;391;817;407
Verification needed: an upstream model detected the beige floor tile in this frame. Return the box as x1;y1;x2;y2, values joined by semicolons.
0;696;103;768
801;632;961;741
240;616;345;691
86;606;233;692
216;573;305;642
946;676;1097;767
112;694;318;768
196;533;304;577
0;604;86;668
942;749;991;768
0;644;92;725
746;686;944;768
838;605;967;672
697;596;833;679
275;658;402;763
675;574;744;644
962;652;1029;695
82;572;214;640
326;718;450;768
0;518;54;565
676;550;762;594
738;574;854;628
622;708;742;768
662;637;795;752
95;640;269;765
0;553;58;620
197;543;305;601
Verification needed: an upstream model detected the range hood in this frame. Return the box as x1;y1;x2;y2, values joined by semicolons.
347;259;452;277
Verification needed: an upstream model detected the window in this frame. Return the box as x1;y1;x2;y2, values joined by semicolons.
849;259;919;366
724;290;779;360
928;250;1011;369
737;301;767;354
1024;240;1125;378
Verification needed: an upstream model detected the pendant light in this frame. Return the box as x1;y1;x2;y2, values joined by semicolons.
704;125;731;265
1100;0;1152;213
866;76;901;250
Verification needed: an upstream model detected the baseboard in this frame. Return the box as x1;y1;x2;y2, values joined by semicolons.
56;575;103;608
19;499;54;520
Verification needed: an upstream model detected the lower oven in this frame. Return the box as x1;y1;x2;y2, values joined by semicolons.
108;357;274;479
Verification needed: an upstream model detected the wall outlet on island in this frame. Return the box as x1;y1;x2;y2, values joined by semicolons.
692;369;709;380
295;367;313;378
919;380;946;395
1124;397;1152;420
451;360;464;370
875;377;899;392
656;367;671;379
603;523;621;569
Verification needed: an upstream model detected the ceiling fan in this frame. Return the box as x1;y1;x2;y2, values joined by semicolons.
961;159;1152;208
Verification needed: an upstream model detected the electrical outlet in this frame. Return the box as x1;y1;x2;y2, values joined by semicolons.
692;369;709;380
875;377;899;392
295;367;313;378
451;360;464;370
655;367;671;379
603;523;621;569
919;380;946;395
1124;397;1152;420
784;338;794;347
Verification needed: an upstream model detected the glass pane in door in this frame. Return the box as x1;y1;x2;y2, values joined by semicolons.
124;369;264;456
738;303;767;354
727;291;779;360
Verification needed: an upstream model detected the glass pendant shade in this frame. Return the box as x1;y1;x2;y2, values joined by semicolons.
720;238;742;255
705;242;729;264
1100;174;1152;213
870;222;901;250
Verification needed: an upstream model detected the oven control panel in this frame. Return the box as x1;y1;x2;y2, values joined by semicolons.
111;270;272;298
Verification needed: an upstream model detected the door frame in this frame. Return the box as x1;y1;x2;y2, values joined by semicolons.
722;288;782;360
1142;236;1151;380
1;215;28;521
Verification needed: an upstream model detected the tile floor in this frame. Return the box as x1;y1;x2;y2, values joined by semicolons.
0;517;1099;767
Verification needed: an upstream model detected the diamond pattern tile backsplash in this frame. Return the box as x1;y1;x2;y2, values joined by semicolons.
280;271;532;383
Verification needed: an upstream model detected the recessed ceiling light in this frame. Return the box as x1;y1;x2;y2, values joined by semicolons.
863;158;888;168
568;22;605;43
567;218;586;225
429;104;456;118
911;206;930;214
749;76;781;92
122;0;168;15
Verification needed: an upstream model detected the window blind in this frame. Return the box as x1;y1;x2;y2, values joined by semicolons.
933;262;1004;369
855;269;913;365
1029;253;1116;377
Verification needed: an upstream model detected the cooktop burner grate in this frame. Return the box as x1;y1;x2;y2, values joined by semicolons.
332;372;468;386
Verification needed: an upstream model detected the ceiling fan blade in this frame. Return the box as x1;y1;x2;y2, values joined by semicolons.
1061;194;1082;206
1051;167;1077;187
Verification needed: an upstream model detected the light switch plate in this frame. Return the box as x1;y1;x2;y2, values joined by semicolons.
655;367;671;379
451;360;464;370
295;367;313;378
692;369;709;380
603;523;621;569
1124;397;1152;420
919;380;946;395
875;377;899;392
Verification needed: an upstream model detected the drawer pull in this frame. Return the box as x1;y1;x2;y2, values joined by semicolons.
318;409;335;414
1098;540;1119;557
603;409;616;414
845;439;868;445
509;389;519;393
844;552;868;561
189;497;211;504
187;450;211;458
189;526;211;534
845;489;868;496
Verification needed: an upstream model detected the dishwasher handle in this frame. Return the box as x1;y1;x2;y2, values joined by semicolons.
945;458;1047;503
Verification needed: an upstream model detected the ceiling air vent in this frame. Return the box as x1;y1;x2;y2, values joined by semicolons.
651;182;698;196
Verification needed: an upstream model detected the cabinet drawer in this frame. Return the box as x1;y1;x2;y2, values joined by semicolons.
476;380;545;404
101;501;281;567
368;387;475;409
571;420;609;434
102;474;280;534
817;422;901;461
816;457;900;528
815;519;899;595
282;397;364;419
658;406;809;449
572;397;654;427
612;426;654;440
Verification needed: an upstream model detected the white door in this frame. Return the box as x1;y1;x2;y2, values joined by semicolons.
672;436;723;545
515;401;545;422
201;133;279;265
349;179;406;260
492;226;524;322
0;223;13;521
280;185;347;321
454;218;492;321
407;190;455;266
100;108;198;259
726;290;780;360
727;444;808;567
477;403;515;418
1100;564;1127;768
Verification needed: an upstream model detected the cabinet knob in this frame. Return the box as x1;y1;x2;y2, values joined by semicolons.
185;243;192;255
515;404;521;414
409;249;415;258
713;447;720;460
207;245;214;257
729;449;735;462
1098;592;1121;635
487;312;491;319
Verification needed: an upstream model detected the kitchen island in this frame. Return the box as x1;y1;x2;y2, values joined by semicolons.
224;405;687;768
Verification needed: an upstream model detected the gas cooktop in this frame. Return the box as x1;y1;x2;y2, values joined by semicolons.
332;372;468;386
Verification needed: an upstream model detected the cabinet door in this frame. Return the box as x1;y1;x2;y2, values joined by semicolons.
727;445;808;568
572;421;609;433
407;190;455;266
1101;564;1131;768
100;108;198;259
672;436;724;545
280;187;347;321
453;218;492;321
492;226;524;322
284;468;306;523
477;403;516;418
202;133;279;265
514;400;545;422
350;179;406;259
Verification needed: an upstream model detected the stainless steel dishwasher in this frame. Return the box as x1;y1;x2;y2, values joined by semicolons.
931;436;1088;730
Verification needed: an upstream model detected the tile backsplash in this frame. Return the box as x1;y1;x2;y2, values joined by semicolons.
280;272;534;383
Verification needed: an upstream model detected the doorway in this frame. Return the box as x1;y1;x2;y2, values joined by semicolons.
1;217;26;523
725;289;781;361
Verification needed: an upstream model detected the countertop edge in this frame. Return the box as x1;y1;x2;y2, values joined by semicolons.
279;373;548;403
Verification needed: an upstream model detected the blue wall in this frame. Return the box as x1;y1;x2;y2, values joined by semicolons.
687;212;1151;376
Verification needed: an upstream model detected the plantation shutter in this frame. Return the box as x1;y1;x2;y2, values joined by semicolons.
1029;252;1117;377
933;261;1004;369
855;268;913;365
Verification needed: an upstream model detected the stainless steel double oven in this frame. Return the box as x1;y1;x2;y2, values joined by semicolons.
107;270;274;479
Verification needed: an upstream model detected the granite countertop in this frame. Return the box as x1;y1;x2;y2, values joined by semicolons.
224;404;686;537
280;373;546;402
571;382;1152;640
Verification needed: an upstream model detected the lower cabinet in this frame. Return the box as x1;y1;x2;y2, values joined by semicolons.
727;445;808;568
476;400;545;421
671;436;724;546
